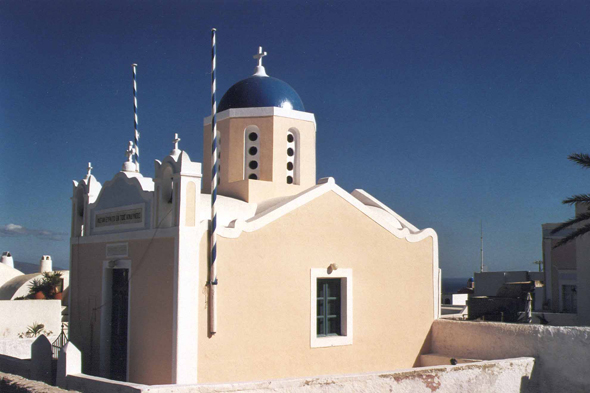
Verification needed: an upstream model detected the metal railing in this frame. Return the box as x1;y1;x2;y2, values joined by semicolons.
51;324;68;359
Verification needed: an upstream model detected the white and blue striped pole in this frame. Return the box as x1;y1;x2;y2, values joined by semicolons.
132;63;140;172
209;28;218;335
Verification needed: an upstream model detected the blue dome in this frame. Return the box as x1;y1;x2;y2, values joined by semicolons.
218;75;305;112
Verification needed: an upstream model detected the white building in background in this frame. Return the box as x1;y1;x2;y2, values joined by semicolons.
1;252;14;269
473;271;545;312
441;293;468;306
542;202;590;326
0;253;69;340
0;253;70;302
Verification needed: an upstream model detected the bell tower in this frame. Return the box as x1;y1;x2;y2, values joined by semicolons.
203;47;316;204
71;162;102;237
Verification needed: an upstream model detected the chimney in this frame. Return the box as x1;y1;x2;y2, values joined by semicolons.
1;252;14;268
39;255;52;273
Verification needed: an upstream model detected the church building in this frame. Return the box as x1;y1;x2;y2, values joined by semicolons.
68;47;440;385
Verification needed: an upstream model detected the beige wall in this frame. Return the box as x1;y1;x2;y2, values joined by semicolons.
548;238;576;312
549;239;576;270
70;237;175;384
203;115;316;203
574;233;590;325
127;238;175;384
69;241;104;375
197;191;434;383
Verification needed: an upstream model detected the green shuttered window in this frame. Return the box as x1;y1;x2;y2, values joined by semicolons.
317;278;341;336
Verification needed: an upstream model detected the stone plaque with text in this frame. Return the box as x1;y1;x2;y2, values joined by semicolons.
95;208;142;228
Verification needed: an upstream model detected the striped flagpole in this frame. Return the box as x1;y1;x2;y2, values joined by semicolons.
132;63;140;172
209;28;218;335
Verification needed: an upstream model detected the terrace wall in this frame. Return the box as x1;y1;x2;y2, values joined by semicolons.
431;319;590;393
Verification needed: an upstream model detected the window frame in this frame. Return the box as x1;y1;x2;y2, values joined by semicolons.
316;278;342;336
310;268;353;348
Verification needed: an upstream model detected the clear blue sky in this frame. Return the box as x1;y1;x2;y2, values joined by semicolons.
1;0;590;277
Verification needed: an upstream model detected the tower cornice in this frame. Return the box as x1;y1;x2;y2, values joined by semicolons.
204;107;315;127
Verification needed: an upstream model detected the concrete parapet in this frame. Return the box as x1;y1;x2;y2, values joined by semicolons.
65;374;146;393
0;354;31;379
31;335;52;384
56;342;81;389
431;319;590;393
59;357;533;393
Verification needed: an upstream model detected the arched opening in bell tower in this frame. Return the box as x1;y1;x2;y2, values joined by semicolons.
244;125;261;180
286;128;300;185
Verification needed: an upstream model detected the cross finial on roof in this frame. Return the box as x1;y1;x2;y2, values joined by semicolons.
252;46;269;77
86;162;93;177
125;141;135;162
169;133;182;158
253;46;267;67
173;133;181;150
122;141;137;172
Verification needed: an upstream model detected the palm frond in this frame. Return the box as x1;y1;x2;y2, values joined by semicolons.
568;153;590;169
562;194;590;205
554;222;590;248
550;211;590;235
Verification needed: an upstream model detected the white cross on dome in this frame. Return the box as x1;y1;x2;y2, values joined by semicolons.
253;46;268;77
253;46;267;66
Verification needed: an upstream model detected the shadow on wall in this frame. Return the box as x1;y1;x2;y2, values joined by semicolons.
413;325;432;367
520;374;534;393
523;357;543;393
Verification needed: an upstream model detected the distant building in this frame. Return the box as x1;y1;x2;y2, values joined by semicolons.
542;202;590;325
473;271;544;312
442;293;468;306
464;271;542;322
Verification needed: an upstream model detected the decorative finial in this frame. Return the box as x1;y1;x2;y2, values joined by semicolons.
126;141;135;162
170;133;182;157
254;46;267;67
122;141;137;172
86;162;93;177
173;133;181;150
253;46;268;77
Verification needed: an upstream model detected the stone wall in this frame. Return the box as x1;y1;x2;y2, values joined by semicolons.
0;371;74;393
431;319;590;393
